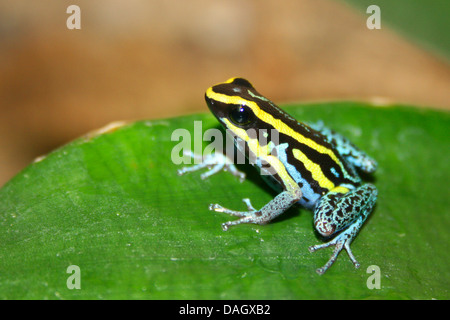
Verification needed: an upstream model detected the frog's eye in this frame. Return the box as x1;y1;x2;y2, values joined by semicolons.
230;104;255;127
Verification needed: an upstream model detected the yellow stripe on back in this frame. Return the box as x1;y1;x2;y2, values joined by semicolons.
292;149;335;190
332;186;350;194
206;87;345;173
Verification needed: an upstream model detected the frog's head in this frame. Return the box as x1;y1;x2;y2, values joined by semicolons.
204;77;293;155
204;77;260;130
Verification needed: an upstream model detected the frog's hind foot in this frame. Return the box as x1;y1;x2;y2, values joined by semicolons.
308;229;360;275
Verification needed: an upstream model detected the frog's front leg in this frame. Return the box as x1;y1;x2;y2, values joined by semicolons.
178;150;302;231
309;184;377;275
210;188;302;231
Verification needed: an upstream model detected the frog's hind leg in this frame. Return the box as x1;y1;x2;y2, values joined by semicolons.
309;184;377;275
308;122;377;174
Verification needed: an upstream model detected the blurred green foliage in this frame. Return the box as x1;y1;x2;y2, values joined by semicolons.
341;0;450;60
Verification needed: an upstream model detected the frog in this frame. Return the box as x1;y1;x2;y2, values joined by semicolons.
178;77;378;275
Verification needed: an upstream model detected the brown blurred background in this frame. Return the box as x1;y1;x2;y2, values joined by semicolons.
0;0;449;186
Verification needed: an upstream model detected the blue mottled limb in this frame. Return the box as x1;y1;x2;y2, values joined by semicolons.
309;184;378;275
210;189;302;231
308;121;377;174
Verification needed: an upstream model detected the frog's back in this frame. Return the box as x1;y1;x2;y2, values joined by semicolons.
265;118;361;209
205;78;365;208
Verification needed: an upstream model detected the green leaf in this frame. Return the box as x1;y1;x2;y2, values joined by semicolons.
0;102;448;299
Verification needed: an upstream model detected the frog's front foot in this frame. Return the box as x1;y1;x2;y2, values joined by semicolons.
209;198;260;231
308;228;360;275
210;190;302;231
177;150;245;182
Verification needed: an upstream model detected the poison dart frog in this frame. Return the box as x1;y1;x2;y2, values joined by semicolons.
178;77;378;275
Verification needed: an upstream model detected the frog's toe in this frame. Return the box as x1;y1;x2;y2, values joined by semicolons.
209;201;266;231
223;164;246;182
199;163;225;179
242;198;257;211
177;151;246;181
309;234;360;275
